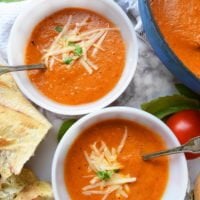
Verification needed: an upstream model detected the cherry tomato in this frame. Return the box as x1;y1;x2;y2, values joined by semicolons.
166;109;200;160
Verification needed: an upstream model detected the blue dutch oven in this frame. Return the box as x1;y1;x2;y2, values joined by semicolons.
138;0;200;94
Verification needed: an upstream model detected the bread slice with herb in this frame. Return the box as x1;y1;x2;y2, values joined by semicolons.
0;168;53;200
15;181;53;200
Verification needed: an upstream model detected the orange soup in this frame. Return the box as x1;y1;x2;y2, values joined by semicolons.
65;119;169;200
150;0;200;77
26;8;125;105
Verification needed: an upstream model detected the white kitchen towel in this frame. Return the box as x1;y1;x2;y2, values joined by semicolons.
116;0;143;33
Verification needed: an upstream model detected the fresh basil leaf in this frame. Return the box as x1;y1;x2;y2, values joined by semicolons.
175;83;200;101
141;95;200;119
57;119;76;142
55;26;63;33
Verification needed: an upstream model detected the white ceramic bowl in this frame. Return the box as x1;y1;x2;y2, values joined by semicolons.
52;107;188;200
8;0;138;116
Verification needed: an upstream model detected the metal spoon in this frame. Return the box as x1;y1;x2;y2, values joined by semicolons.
142;136;200;161
0;63;46;75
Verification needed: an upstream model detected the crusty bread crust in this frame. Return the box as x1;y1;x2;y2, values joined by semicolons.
195;174;200;200
0;168;53;199
0;66;51;181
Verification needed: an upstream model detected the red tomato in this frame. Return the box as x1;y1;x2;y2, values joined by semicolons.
166;109;200;160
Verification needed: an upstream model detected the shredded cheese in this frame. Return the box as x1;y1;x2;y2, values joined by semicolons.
92;31;108;57
80;59;93;74
117;127;128;154
79;27;119;38
42;16;120;74
82;127;136;200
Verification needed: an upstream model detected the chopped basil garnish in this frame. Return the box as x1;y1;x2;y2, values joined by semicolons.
55;26;63;33
96;170;115;181
68;43;83;57
63;57;73;65
74;46;83;56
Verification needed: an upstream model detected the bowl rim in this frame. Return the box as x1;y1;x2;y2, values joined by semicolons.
7;0;138;116
52;106;188;200
145;0;200;81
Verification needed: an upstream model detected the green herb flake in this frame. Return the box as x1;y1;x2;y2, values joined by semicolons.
96;170;114;181
74;46;83;56
63;57;73;65
68;41;76;46
57;119;77;142
55;26;63;33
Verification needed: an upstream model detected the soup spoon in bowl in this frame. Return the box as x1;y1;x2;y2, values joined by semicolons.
143;136;200;161
0;63;46;75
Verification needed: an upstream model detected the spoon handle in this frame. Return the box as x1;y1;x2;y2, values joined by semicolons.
142;146;184;160
0;64;45;75
143;136;200;161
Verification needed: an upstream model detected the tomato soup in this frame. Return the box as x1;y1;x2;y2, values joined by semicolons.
26;8;125;105
65;119;169;200
150;0;200;77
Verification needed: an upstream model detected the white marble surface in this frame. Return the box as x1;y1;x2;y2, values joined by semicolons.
0;0;199;188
